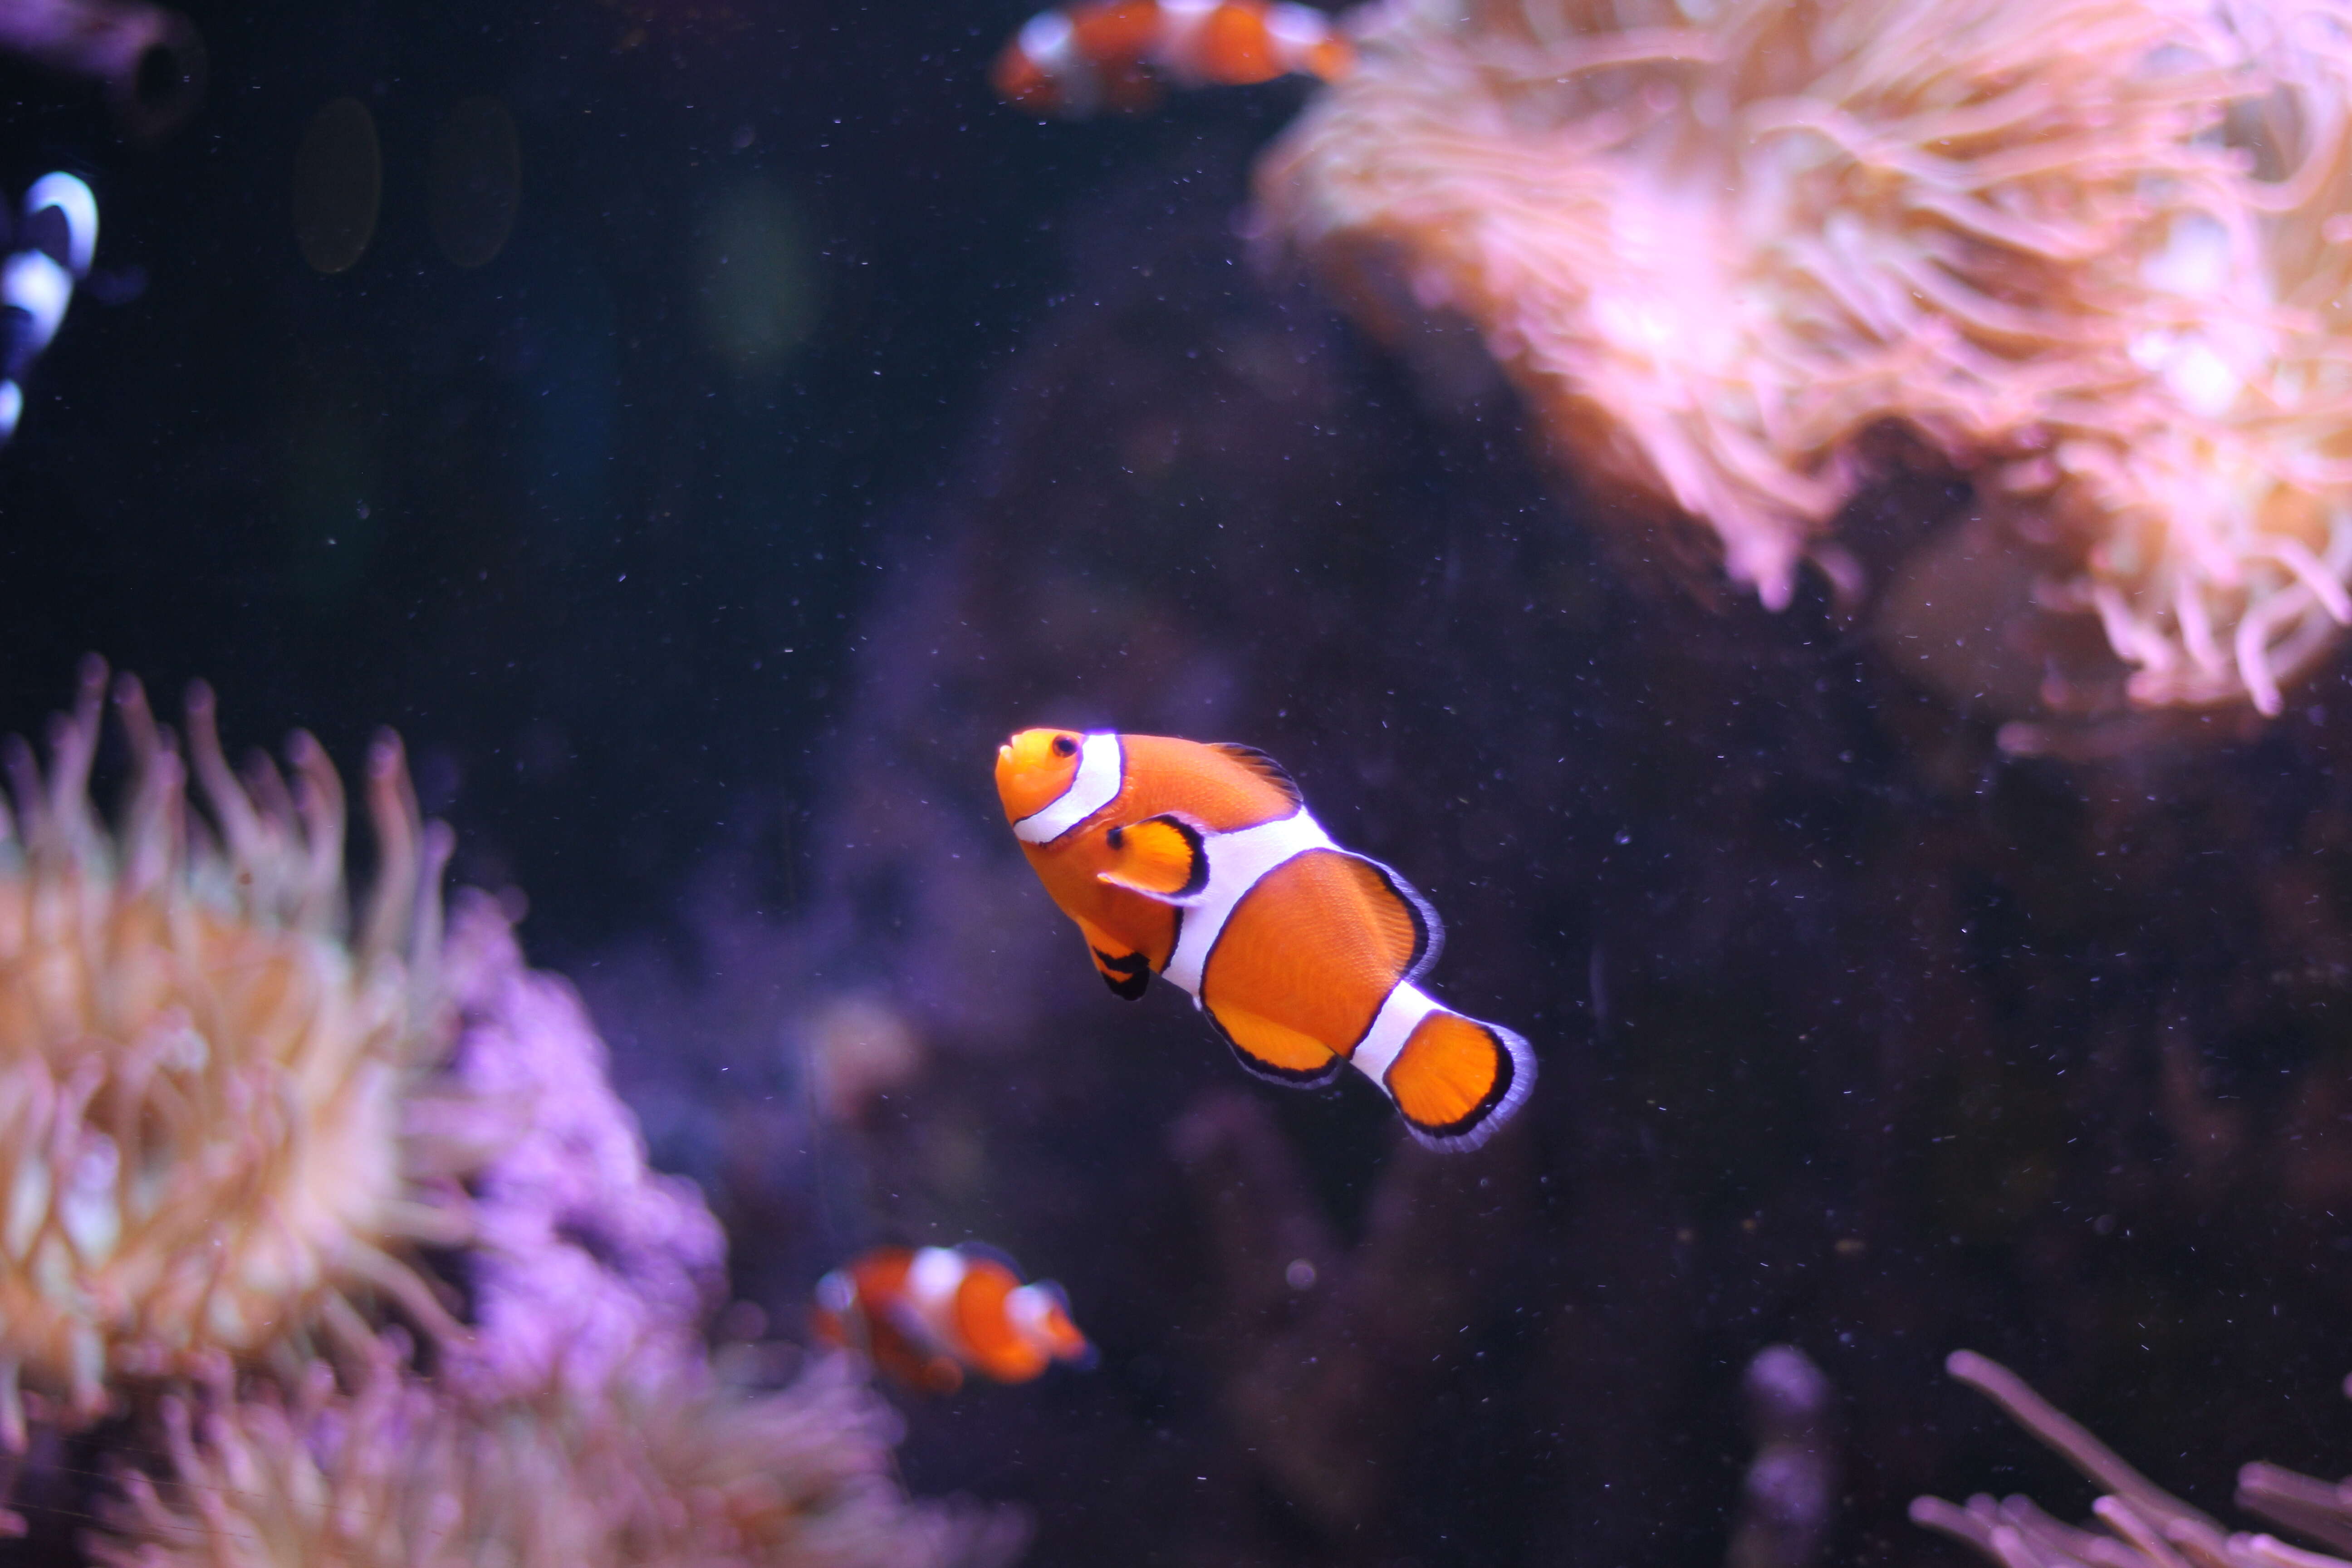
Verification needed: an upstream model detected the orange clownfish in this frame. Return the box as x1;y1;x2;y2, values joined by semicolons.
995;730;1536;1151
990;0;1354;117
812;1245;1092;1395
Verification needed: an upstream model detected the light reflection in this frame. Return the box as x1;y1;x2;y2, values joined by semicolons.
693;179;819;371
291;97;381;274
429;95;521;269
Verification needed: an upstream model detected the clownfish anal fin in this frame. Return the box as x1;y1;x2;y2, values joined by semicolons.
1208;741;1302;808
1097;812;1210;902
1204;1000;1345;1089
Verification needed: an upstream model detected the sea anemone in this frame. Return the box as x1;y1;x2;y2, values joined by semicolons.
91;1334;1022;1568
0;659;484;1443
1914;1348;2352;1565
1254;0;2352;717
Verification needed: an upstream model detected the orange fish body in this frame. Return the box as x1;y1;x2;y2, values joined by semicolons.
991;0;1354;116
995;729;1535;1149
813;1245;1090;1394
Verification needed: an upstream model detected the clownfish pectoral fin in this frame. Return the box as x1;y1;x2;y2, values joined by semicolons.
1207;741;1302;808
1204;1000;1346;1089
1097;813;1210;902
1380;1009;1537;1152
1073;914;1152;1000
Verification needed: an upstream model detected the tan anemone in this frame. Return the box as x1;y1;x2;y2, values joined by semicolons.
1916;1349;2352;1566
92;1337;1021;1568
0;660;482;1442
1256;0;2352;718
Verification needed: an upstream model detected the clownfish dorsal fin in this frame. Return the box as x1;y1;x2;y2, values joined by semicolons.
1208;741;1302;808
1098;812;1210;902
955;1239;1024;1275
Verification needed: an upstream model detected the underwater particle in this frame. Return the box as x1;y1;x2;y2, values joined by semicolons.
427;95;522;269
691;179;820;372
292;96;381;275
1912;1348;2352;1565
812;1244;1091;1395
996;727;1536;1150
0;660;483;1443
1250;0;2352;720
92;1333;1026;1568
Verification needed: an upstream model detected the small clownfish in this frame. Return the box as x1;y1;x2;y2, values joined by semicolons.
0;173;99;445
990;0;1354;118
995;730;1537;1151
812;1245;1092;1395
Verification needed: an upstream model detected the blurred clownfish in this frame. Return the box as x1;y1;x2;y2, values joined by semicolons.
0;173;98;446
996;730;1536;1151
812;1244;1092;1395
990;0;1354;117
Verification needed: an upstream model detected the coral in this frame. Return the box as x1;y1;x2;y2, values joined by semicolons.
0;660;488;1443
91;1334;1022;1568
1914;1348;2352;1566
437;889;727;1398
1254;0;2352;716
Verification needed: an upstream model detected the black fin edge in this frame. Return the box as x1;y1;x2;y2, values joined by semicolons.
1396;1019;1537;1152
1346;851;1445;987
1152;813;1209;898
1207;741;1302;808
1105;813;1209;899
1093;947;1151;1000
1200;1003;1345;1091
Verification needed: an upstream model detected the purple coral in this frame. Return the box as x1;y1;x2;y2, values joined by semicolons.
438;889;727;1396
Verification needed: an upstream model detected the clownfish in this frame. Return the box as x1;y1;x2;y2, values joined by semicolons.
0;173;98;445
995;730;1536;1151
812;1244;1092;1395
991;0;1354;118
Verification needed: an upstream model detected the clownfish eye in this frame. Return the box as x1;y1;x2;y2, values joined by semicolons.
1051;735;1078;758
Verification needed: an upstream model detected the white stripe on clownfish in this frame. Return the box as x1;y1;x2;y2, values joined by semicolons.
1350;980;1441;1084
1013;730;1123;845
902;1245;972;1349
1145;805;1445;1096
0;172;98;446
1158;808;1332;992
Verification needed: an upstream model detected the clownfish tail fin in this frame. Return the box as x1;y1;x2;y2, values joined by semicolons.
1379;1008;1535;1152
1098;812;1210;901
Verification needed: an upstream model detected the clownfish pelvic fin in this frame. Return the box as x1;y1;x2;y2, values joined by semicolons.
1073;912;1153;1000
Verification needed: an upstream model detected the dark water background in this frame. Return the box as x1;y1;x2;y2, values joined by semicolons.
8;3;2352;1565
